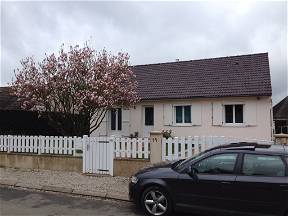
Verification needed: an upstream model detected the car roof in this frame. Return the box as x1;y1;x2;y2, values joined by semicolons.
208;142;287;155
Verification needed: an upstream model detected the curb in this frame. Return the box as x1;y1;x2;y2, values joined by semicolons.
0;179;17;187
0;182;130;202
42;185;73;193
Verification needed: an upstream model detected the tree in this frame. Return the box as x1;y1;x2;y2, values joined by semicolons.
11;44;139;136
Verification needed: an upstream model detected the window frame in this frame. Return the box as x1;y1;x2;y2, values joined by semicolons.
223;103;245;126
192;152;239;175
239;153;288;177
173;105;192;126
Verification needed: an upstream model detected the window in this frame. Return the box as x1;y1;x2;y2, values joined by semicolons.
224;104;243;124
175;105;191;124
242;154;286;177
145;107;154;126
111;109;116;130
111;108;122;131
194;153;238;174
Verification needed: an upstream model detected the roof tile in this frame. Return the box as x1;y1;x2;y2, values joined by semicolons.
132;53;272;100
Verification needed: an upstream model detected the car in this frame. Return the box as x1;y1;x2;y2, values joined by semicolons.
129;142;288;216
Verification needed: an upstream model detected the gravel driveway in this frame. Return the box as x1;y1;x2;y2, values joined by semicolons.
0;167;130;200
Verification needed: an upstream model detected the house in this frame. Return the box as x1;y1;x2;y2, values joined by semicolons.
92;53;273;140
0;87;62;135
273;96;288;134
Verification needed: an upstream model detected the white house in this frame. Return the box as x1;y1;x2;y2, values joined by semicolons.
92;53;273;140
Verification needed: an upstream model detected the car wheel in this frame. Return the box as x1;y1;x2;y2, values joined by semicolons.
141;186;172;216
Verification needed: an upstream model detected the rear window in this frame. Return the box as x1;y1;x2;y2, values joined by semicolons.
242;154;286;177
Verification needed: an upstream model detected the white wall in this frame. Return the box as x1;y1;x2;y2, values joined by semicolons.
91;96;272;140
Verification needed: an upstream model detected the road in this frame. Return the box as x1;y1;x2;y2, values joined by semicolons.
0;186;141;216
0;187;198;216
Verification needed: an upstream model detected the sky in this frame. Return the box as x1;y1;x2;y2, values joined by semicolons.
1;1;287;104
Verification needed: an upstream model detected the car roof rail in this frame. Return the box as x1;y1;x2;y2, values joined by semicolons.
222;142;271;151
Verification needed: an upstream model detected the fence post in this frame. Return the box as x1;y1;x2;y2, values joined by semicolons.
149;131;163;164
109;136;115;176
82;135;88;173
7;135;12;153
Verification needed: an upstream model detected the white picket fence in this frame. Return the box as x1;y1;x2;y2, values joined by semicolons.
0;135;150;159
82;136;149;175
1;134;273;161
0;135;81;156
114;137;149;159
162;136;274;161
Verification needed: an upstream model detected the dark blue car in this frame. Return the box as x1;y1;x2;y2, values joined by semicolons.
129;143;288;216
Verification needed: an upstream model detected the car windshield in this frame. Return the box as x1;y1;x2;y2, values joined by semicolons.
173;151;207;171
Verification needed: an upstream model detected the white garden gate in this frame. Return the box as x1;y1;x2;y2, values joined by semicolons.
82;136;114;176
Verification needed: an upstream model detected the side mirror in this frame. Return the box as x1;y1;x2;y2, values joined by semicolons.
188;166;199;182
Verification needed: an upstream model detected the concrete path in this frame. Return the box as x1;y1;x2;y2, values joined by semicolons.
0;167;129;201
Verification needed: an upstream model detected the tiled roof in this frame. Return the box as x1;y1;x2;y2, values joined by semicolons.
132;53;272;100
273;96;288;119
0;53;272;111
0;87;21;110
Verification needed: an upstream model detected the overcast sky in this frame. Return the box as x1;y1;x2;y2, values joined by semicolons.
1;1;287;104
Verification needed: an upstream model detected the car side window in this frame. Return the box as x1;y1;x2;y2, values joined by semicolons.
193;153;238;174
242;154;286;177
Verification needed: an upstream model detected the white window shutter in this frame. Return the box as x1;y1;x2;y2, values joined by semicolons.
191;103;202;125
163;104;173;126
212;102;223;126
122;108;130;136
122;108;130;122
245;101;257;126
95;111;108;136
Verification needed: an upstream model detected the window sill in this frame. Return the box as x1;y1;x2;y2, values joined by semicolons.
221;124;247;128
172;123;200;127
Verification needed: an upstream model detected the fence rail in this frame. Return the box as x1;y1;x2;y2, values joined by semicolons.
0;135;80;156
162;136;273;161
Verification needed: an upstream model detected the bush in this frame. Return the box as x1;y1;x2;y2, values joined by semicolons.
162;129;173;139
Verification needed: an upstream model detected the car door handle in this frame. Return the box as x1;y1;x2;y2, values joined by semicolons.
220;181;232;185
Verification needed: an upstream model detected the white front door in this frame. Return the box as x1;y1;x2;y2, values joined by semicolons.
143;106;154;137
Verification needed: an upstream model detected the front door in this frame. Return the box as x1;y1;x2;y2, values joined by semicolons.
143;106;154;137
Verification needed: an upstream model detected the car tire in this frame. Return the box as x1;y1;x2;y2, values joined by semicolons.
141;186;172;216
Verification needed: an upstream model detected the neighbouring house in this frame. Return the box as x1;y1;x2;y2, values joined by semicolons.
0;87;61;135
92;53;273;140
273;96;288;134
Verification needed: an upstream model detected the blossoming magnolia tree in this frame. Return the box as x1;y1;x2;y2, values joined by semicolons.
12;44;139;136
